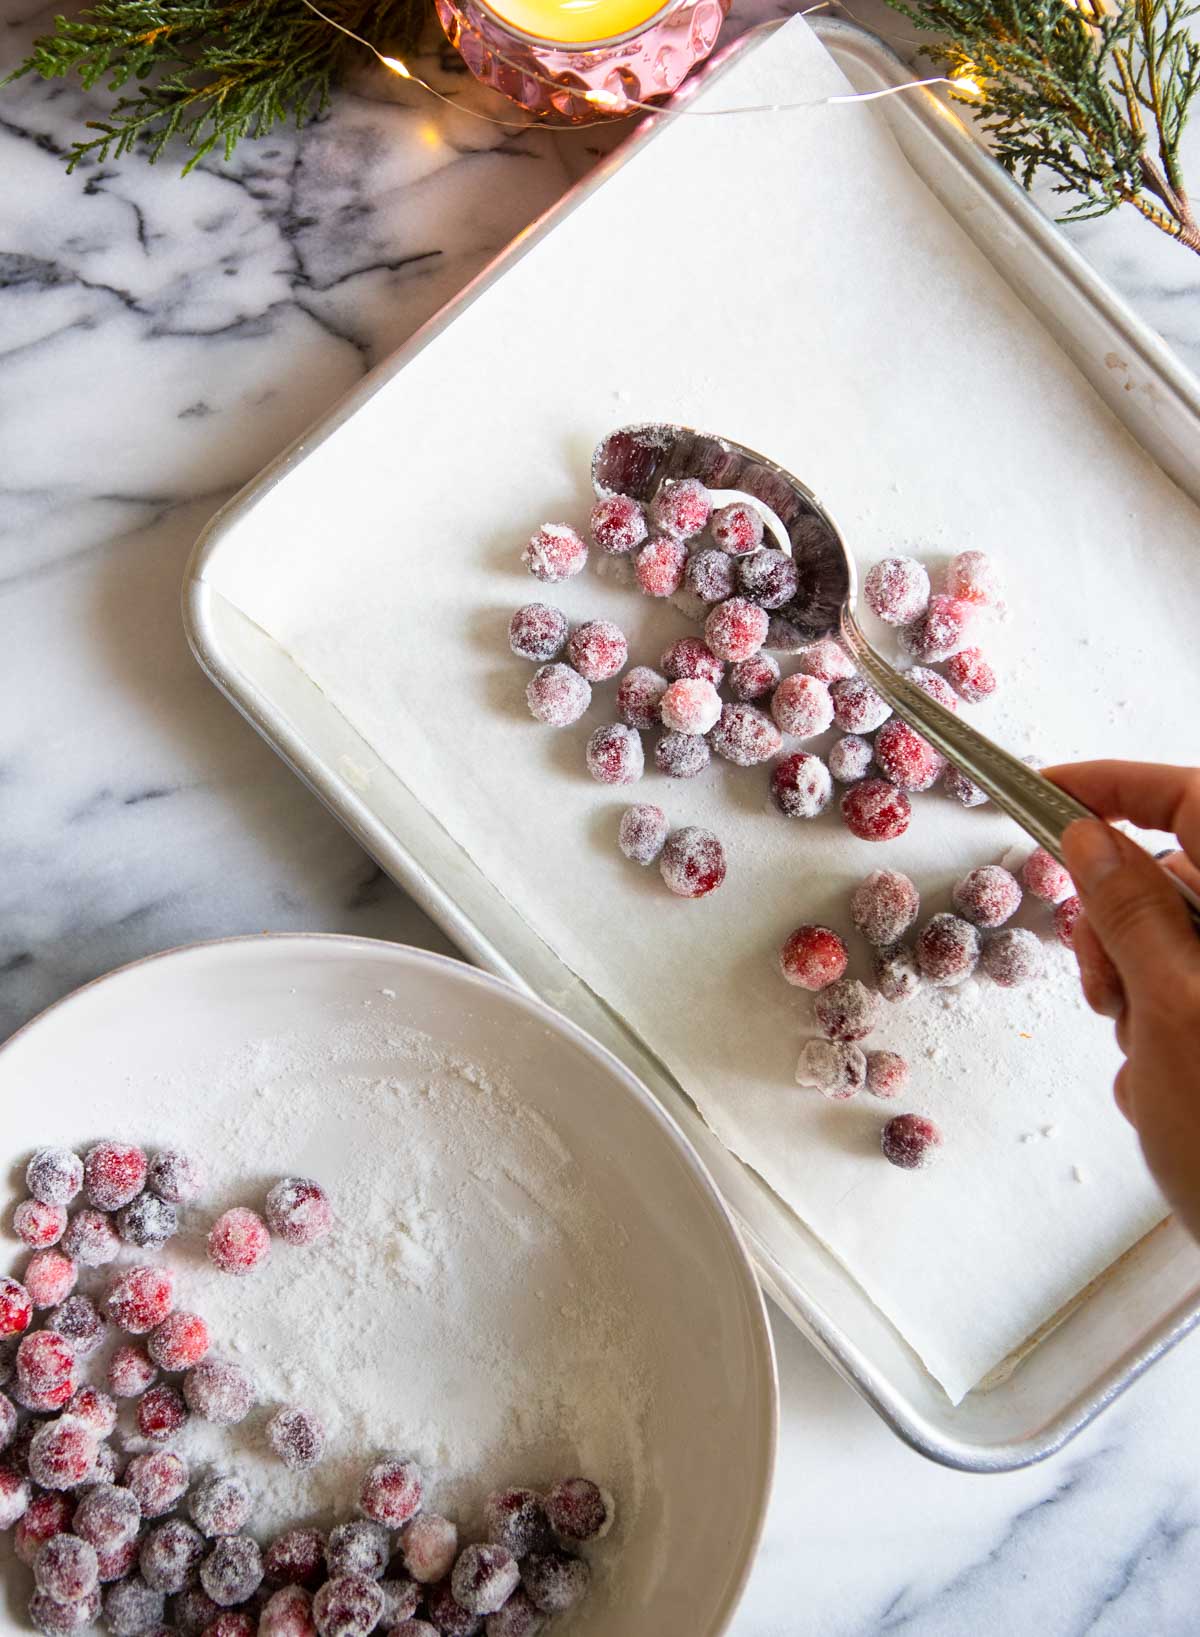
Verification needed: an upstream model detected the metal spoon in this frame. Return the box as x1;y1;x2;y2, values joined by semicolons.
593;421;1200;922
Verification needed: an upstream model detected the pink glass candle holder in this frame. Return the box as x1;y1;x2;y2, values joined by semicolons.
435;0;730;123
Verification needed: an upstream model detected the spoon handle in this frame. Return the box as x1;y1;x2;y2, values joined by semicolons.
839;612;1200;931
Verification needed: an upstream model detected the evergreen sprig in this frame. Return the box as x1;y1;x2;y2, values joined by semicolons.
5;0;433;173
887;0;1200;252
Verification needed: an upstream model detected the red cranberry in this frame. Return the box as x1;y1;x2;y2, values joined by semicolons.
17;1330;76;1405
982;928;1046;987
815;978;881;1042
47;1294;106;1358
67;1383;117;1436
874;720;945;792
944;647;997;702
425;1580;483;1636
103;1577;166;1635
952;865;1021;928
361;1456;423;1527
29;1417;98;1489
107;1344;157;1398
659;827;726;898
327;1520;390;1580
863;557;930;625
14;1199;67;1249
140;1518;205;1593
1054;895;1082;947
106;1265;174;1332
24;1251;77;1310
634;536;688;597
945;549;1003;608
841;779;911;841
36;1531;100;1602
0;1465;31;1528
189;1474;252;1539
313;1575;384;1637
125;1450;189;1518
616;665;666;729
525;663;590;727
483;1591;542;1637
1022;846;1073;903
900;595;973;663
174;1586;223;1635
83;1142;146;1211
942;764;989;807
873;943;923;1003
778;925;848;990
73;1483;142;1551
565;620;627;683
728;652;780;701
589;494;646;555
851;870;920;946
711;501;763;555
207;1208;270;1276
147;1311;209;1372
29;1587;100;1635
116;1193;177;1251
866;1050;910;1099
521;524;586;583
771;674;833;739
202;1616;256;1637
585;723;644;785
183;1359;254;1425
881;1113;943;1170
916;913;981;985
795;638;855;684
648;477;711;540
137;1382;189;1442
737;548;799;610
201;1535;263;1606
770;753;832;819
828;675;888;735
685;548;736;603
481;1489;550;1559
0;1386;14;1450
1;1276;34;1339
95;1537;140;1583
709;702;781;766
705;598;768;662
146;1149;204;1204
660;678;721;735
264;1527;326;1587
261;1585;319;1637
519;1552;589;1615
905;665;959;713
61;1209;121;1268
829;735;872;783
654;730;710;778
266;1405;326;1470
400;1513;460;1583
265;1177;333;1247
26;1149;84;1208
660;636;724;686
544;1477;613;1541
618;803;669;865
451;1546;519;1616
14;1492;73;1565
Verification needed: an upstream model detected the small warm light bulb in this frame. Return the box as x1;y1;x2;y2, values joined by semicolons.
950;64;984;99
585;86;622;106
381;54;412;77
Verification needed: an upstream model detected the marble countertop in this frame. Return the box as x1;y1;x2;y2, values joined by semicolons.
3;0;1199;1629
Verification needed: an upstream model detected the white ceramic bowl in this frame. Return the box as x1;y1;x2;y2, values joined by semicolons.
0;936;776;1635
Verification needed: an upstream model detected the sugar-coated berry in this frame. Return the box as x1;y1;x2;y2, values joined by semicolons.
451;1546;519;1617
189;1474;252;1539
91;1442;118;1485
771;673;834;740
108;1344;157;1398
685;548;735;603
67;1383;117;1437
202;1616;256;1637
618;803;669;866
36;1532;100;1603
711;502;763;555
15;1493;73;1566
174;1586;223;1635
944;647;997;703
649;477;711;540
866;1050;910;1099
183;1359;255;1425
260;1585;319;1637
423;1581;482;1635
795;638;855;685
137;1382;189;1442
654;731;710;778
544;1477;613;1542
27;1149;84;1208
585;723;644;785
659;827;726;898
396;1625;441;1637
14;1199;68;1249
851;870;920;946
1054;895;1082;948
140;1518;205;1593
525;663;590;727
905;665;958;714
264;1527;327;1587
207;1207;270;1276
565;620;628;683
0;1385;14;1451
770;752;832;819
95;1538;140;1583
841;779;911;842
24;1251;77;1310
200;1535;263;1607
61;1209;121;1268
483;1592;544;1637
328;1521;392;1581
982;928;1046;987
107;1265;174;1332
29;1418;98;1490
952;864;1021;928
29;1588;100;1636
709;702;782;766
265;1178;333;1248
400;1514;460;1584
589;494;646;555
881;1113;943;1170
1022;846;1073;903
521;524;587;583
916;914;981;986
104;1577;166;1636
900;595;972;664
874;720;945;792
942;764;989;807
146;1149;204;1205
660;636;724;686
778;925;848;991
47;1294;106;1358
117;1192;178;1251
737;548;799;610
815;978;882;1043
634;535;689;598
73;1484;141;1551
266;1405;326;1470
660;678;721;735
864;557;930;626
147;1311;210;1372
361;1456;423;1528
17;1330;76;1406
125;1450;189;1519
874;943;923;1003
728;652;780;701
83;1142;147;1212
616;666;666;730
482;1489;551;1559
313;1576;385;1637
705;598;769;663
0;1465;31;1529
829;675;890;735
520;1552;589;1615
945;549;1003;608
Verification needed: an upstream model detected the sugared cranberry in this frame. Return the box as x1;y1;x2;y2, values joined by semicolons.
659;827;726;898
483;1591;542;1637
146;1149;204;1204
711;501;763;555
1022;846;1073;903
106;1265;174;1332
136;1382;189;1442
17;1330;76;1406
265;1178;333;1248
881;1113;943;1170
0;1465;31;1528
634;535;688;598
905;665;959;713
125;1450;189;1519
873;943;923;1002
618;803;669;865
705;598;769;662
450;1546;519;1618
360;1456;423;1528
952;865;1021;928
264;1527;326;1587
771;674;833;739
728;652;780;701
327;1520;391;1580
424;1580;483;1636
35;1532;100;1603
189;1474;252;1539
107;1344;156;1398
29;1587;100;1635
201;1535;263;1607
874;720;945;792
851;870;920;946
945;549;1003;608
147;1311;209;1373
140;1518;205;1593
95;1537;140;1583
266;1405;326;1470
481;1490;550;1560
47;1294;106;1358
0;1386;14;1452
14;1492;73;1565
207;1208;271;1277
174;1585;223;1635
864;557;930;626
525;663;590;727
544;1476;613;1541
314;1576;384;1637
565;620;627;683
26;1149;84;1208
770;753;832;819
104;1577;166;1636
795;638;855;684
29;1418;97;1490
401;1514;460;1583
1054;895;1082;947
589;494;646;555
202;1616;256;1637
261;1585;319;1637
616;666;666;730
183;1359;254;1425
649;477;711;540
829;675;890;734
585;723;643;785
660;678;721;735
116;1192;178;1251
900;595;972;663
815;978;881;1043
685;547;736;603
944;647;996;702
1;1275;34;1339
841;779;911;841
982;928;1046;987
24;1251;77;1310
942;764;989;808
737;548;799;610
83;1142;147;1211
916;914;981;985
521;524;587;583
654;730;710;778
61;1210;121;1268
73;1484;141;1551
866;1050;910;1099
91;1443;118;1484
67;1383;117;1437
709;702;782;766
520;1552;589;1615
828;735;873;783
660;636;724;686
778;925;848;991
14;1199;68;1249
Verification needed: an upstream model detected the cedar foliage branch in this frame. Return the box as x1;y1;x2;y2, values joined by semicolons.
5;0;433;173
888;0;1200;252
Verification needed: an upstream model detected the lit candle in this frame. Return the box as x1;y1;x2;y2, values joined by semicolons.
482;0;668;46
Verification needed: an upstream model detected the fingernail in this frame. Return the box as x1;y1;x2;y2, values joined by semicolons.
1064;820;1123;890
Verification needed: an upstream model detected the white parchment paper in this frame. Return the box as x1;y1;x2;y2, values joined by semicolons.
205;18;1198;1401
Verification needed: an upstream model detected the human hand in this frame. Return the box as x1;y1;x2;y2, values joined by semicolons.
1044;760;1200;1241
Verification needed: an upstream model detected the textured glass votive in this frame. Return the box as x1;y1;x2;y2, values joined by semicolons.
436;0;730;123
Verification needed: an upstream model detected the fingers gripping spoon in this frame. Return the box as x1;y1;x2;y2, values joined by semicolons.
593;423;1200;925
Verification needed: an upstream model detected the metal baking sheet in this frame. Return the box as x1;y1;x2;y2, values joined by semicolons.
183;18;1200;1470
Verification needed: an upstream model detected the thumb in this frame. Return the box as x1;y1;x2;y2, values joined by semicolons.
1061;819;1199;996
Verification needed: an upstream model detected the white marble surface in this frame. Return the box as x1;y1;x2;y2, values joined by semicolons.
2;0;1199;1630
